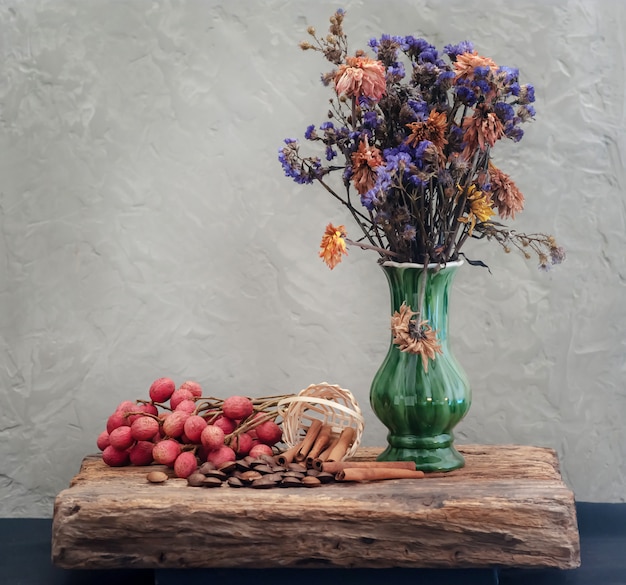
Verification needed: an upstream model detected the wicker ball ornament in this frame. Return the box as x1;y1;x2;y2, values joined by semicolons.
277;383;365;459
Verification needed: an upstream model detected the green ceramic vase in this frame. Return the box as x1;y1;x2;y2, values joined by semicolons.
370;260;471;472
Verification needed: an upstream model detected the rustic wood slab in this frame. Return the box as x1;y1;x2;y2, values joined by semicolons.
52;445;580;570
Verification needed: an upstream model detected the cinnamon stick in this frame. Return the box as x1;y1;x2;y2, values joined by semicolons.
335;468;426;482
305;424;332;468
311;436;342;470
276;440;304;466
325;427;356;462
321;460;416;474
318;435;341;460
294;419;323;462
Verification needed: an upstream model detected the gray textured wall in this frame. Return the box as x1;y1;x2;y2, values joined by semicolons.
0;0;624;516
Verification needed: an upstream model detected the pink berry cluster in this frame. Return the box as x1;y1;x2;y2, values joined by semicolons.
97;377;287;479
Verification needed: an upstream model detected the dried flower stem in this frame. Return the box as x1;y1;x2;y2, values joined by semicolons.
345;238;399;257
314;175;379;249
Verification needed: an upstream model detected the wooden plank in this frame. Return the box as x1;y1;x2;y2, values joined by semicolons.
51;445;580;570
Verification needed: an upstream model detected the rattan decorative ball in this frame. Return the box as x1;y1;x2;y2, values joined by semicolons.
277;382;365;459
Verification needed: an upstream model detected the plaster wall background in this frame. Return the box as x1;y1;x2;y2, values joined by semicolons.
0;0;624;516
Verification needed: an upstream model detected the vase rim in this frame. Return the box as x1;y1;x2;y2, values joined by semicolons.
382;259;464;269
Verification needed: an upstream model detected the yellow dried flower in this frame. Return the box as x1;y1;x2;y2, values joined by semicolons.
458;185;495;236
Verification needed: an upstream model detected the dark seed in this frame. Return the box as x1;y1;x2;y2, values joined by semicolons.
227;477;244;488
280;477;302;488
249;458;267;468
263;472;286;483
235;460;251;472
317;472;335;484
218;461;237;474
203;469;228;481
302;476;322;487
250;478;276;489
187;473;206;487
202;477;223;488
198;462;216;475
240;470;263;483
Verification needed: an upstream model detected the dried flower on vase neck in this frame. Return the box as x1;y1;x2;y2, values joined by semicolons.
390;302;443;372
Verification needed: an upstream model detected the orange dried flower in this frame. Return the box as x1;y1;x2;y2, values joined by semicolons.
405;109;449;161
351;136;383;194
453;51;498;82
335;55;386;101
462;104;504;159
405;110;448;149
488;162;525;219
390;303;442;372
319;223;348;269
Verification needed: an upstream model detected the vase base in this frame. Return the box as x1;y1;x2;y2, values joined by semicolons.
377;443;465;472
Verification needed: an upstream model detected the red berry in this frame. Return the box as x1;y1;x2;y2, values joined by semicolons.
152;439;181;466
170;388;193;410
206;445;236;468
249;443;274;458
255;420;282;446
131;416;160;441
175;399;196;414
140;403;159;416
116;401;143;424
183;415;207;443
102;445;130;467
200;424;225;451
149;377;176;403
222;395;254;420
106;411;129;433
162;411;189;438
179;380;202;398
230;432;253;457
115;400;137;414
213;415;236;435
96;430;110;451
109;426;135;450
173;451;198;479
129;441;155;466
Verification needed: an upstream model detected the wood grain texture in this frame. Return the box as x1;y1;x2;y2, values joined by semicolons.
52;445;580;570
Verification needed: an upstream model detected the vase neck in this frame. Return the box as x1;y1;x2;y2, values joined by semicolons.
381;263;459;343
